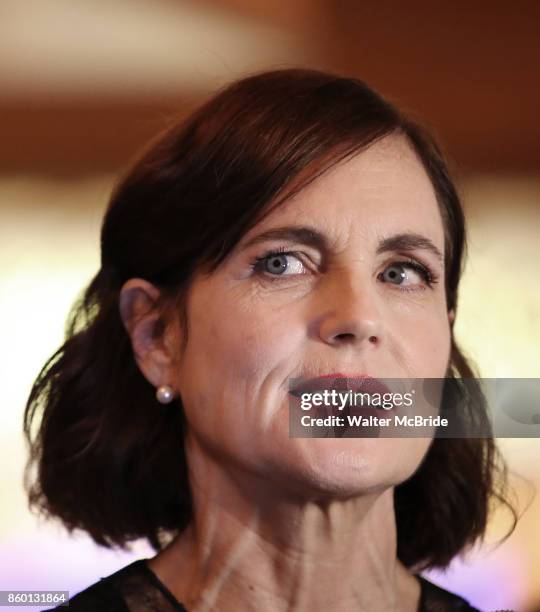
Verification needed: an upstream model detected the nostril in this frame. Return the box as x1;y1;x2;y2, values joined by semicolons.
335;332;355;341
369;336;378;344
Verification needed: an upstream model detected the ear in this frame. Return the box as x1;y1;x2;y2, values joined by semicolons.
448;308;455;324
119;278;176;389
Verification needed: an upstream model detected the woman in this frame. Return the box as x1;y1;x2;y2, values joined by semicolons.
25;68;513;611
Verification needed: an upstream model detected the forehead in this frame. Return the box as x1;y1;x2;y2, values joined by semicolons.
257;134;444;248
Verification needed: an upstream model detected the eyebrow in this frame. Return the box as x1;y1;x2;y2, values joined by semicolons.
376;233;444;263
242;225;444;263
242;226;328;252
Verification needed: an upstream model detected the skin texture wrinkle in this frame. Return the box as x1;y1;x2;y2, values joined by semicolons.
119;133;454;611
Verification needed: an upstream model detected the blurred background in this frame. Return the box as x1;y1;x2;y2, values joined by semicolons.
1;1;539;610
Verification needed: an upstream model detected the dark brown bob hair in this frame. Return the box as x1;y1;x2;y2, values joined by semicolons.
24;68;514;571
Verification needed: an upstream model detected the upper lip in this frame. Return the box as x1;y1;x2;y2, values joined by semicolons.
289;373;391;397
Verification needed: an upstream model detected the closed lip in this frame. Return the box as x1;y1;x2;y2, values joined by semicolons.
289;373;391;397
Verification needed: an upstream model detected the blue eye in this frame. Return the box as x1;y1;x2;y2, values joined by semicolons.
378;261;435;288
252;250;306;276
263;253;288;275
381;264;406;284
250;248;438;290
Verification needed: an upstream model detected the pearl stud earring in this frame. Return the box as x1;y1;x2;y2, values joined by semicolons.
156;385;175;404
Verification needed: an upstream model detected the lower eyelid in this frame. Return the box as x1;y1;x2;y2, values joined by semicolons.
396;284;428;292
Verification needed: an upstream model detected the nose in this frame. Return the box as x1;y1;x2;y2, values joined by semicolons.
314;271;383;348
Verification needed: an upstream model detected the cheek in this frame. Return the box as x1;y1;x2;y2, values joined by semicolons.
177;289;301;437
202;300;297;380
389;299;451;375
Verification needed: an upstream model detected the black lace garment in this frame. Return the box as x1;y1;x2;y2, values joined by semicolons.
45;559;481;611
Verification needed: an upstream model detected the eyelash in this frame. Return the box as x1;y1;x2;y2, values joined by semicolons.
250;246;440;290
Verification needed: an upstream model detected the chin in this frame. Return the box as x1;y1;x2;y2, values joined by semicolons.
269;437;424;499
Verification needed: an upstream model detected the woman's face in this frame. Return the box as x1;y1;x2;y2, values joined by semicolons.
170;134;452;498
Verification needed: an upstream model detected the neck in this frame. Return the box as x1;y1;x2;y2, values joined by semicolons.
149;439;420;612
